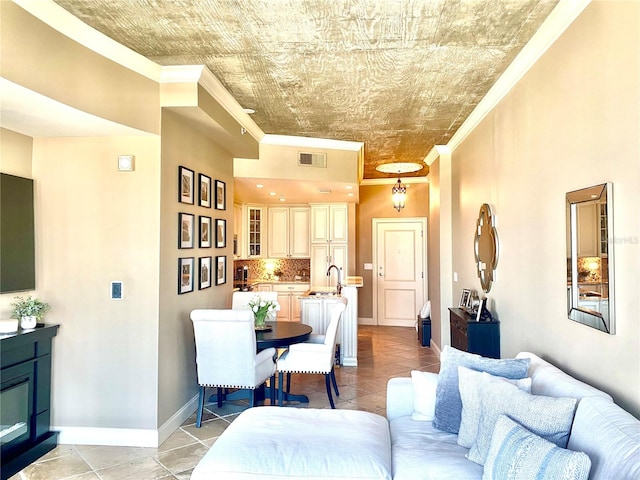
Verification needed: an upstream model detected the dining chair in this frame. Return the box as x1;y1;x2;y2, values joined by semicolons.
277;297;348;408
190;308;277;427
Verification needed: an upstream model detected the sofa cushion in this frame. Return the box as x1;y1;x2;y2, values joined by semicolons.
516;352;613;401
482;415;591;480
411;370;438;421
389;416;483;480
568;396;640;479
433;346;531;433
457;366;532;448
191;407;392;480
467;371;578;465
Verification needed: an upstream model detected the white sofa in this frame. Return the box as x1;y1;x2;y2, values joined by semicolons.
191;350;639;479
387;351;640;480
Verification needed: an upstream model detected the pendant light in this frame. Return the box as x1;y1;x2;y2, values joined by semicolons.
392;179;406;212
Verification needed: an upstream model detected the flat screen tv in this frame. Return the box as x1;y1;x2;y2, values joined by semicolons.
0;173;36;293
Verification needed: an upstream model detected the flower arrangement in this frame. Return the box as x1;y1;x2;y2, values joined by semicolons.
11;295;50;320
247;294;280;328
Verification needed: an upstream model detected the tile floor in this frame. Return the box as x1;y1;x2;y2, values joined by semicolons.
10;325;440;480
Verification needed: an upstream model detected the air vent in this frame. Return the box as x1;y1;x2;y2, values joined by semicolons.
298;152;327;168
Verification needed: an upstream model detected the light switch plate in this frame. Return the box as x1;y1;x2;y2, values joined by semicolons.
118;155;135;171
111;281;123;299
364;263;373;270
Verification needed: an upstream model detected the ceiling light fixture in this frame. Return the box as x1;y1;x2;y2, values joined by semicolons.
392;179;407;212
376;162;423;174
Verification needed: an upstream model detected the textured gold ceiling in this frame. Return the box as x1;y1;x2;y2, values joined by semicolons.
53;0;558;179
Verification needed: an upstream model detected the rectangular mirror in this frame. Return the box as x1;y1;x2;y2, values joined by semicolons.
566;183;614;334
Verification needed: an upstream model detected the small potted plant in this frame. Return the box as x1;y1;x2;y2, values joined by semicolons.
11;295;50;330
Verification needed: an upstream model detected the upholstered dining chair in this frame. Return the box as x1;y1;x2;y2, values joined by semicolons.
277;297;348;409
190;309;277;427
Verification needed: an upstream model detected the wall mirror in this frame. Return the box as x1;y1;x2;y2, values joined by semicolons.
474;203;499;293
566;183;614;334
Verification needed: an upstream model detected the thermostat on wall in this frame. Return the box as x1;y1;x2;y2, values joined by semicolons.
111;281;123;300
118;155;135;171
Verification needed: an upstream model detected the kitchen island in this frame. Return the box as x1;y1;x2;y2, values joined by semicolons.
299;276;362;366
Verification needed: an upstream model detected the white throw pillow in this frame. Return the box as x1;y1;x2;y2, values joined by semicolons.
411;370;438;421
467;371;578;465
483;415;591;480
457;366;532;448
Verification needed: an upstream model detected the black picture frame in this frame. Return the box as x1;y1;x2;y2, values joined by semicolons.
199;256;212;289
199;216;212;248
216;255;227;285
178;257;194;294
178;166;195;204
215;180;226;210
216;218;226;248
199;173;211;208
178;213;195;249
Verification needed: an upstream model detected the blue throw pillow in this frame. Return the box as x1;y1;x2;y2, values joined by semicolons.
483;415;591;480
433;346;530;433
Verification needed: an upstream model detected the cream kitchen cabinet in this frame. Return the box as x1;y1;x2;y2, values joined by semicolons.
246;205;265;258
310;243;347;288
267;206;310;258
272;283;309;322
310;204;348;243
576;201;599;257
233;203;243;259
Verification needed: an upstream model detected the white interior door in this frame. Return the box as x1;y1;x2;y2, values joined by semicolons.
374;218;426;327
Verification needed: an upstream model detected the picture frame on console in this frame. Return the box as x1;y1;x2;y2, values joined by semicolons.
459;289;471;308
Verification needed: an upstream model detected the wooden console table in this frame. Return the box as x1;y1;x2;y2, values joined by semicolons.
449;308;500;358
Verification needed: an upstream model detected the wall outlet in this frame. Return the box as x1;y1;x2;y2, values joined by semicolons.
453;272;458;282
111;281;123;299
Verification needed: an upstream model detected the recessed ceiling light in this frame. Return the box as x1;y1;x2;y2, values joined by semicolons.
376;162;423;174
269;191;276;196
346;185;353;189
256;184;264;188
318;189;332;194
243;108;255;114
279;197;286;202
347;192;354;197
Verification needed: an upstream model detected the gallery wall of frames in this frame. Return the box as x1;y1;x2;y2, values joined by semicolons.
177;166;227;294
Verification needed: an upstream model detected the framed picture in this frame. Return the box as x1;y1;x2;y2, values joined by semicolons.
178;166;194;204
216;218;226;248
459;288;471;308
215;180;226;210
199;173;211;208
178;213;195;249
216;255;227;285
178;257;194;294
199;256;212;289
199;216;212;248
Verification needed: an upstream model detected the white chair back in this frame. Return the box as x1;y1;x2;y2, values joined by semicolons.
190;309;262;387
324;297;348;362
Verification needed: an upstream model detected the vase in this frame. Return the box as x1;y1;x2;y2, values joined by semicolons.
21;315;37;330
254;312;267;329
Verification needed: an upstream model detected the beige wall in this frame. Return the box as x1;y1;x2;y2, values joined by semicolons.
356;183;429;319
33;135;162;429
433;1;640;416
157;110;235;424
1;2;160;134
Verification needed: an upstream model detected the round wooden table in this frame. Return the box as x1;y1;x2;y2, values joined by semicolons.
256;321;312;350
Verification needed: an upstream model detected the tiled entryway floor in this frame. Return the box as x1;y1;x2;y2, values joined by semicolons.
10;325;439;480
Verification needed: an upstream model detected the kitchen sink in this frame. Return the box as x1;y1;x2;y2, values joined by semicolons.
307;290;339;296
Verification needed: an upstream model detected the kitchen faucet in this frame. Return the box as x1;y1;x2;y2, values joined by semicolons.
326;264;343;294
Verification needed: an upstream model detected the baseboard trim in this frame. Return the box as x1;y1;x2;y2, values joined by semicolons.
55;394;199;447
358;317;375;325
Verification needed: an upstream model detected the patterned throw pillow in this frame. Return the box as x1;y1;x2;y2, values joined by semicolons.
483;415;591;480
457;366;532;448
433;346;531;433
467;372;578;465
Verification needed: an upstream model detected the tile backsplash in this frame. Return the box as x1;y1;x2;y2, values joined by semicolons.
233;258;311;282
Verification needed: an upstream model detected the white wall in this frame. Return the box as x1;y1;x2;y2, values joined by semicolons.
445;2;639;416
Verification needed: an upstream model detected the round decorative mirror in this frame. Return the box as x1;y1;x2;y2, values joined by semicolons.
474;203;499;293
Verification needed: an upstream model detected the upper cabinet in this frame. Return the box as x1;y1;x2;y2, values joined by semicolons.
267;206;310;258
246;205;265;258
310;204;348;243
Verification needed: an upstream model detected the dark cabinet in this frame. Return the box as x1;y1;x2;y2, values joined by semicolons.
1;324;59;480
449;308;500;358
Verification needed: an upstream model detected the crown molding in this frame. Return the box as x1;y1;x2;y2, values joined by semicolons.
360;177;428;187
261;134;364;152
445;0;591;154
